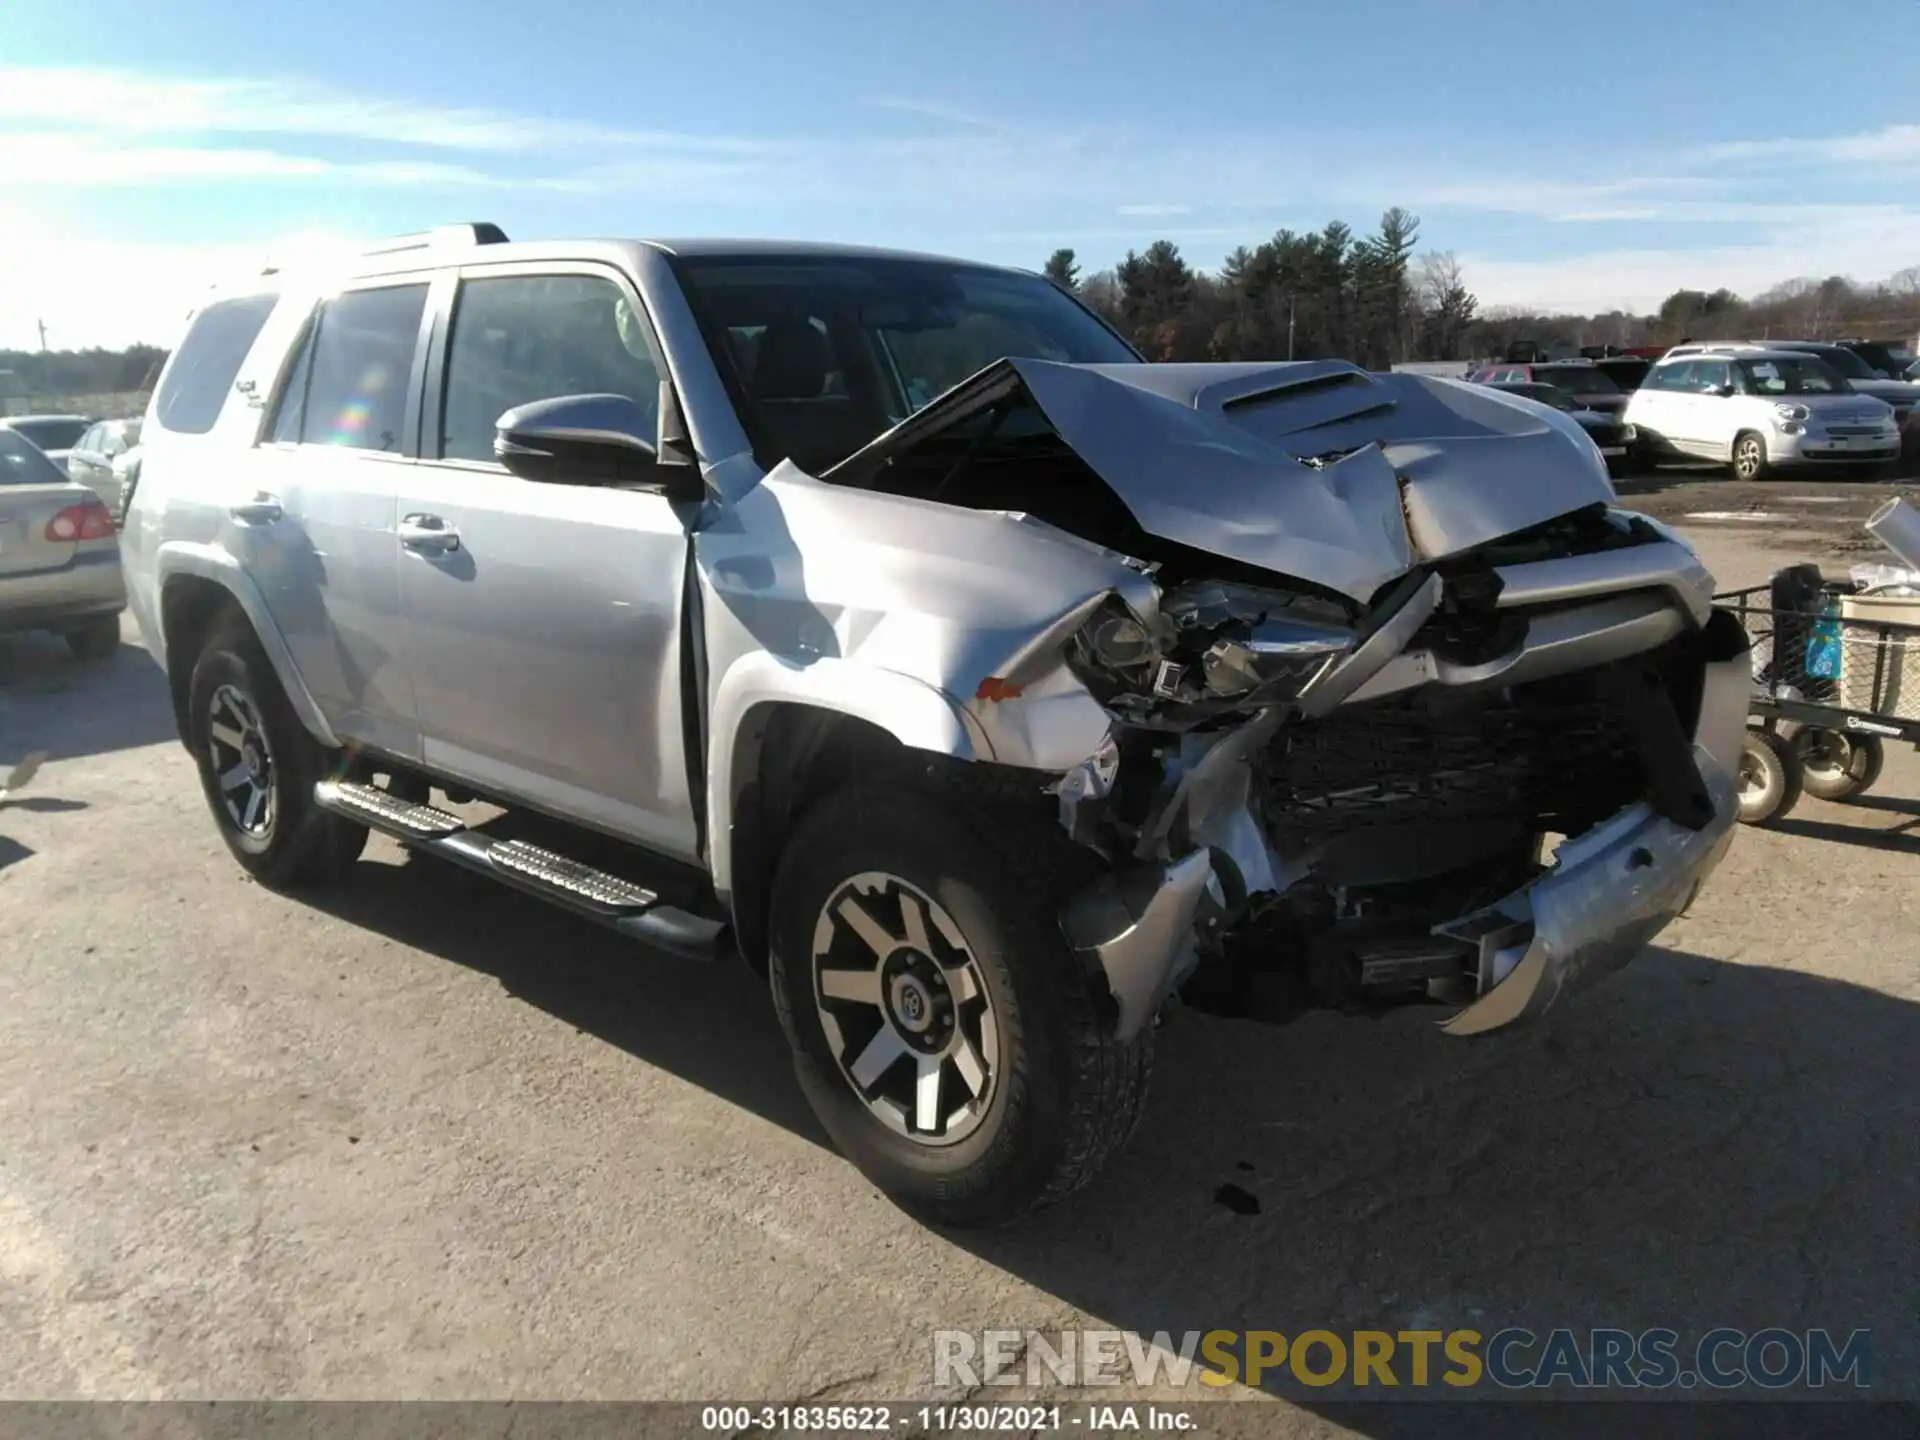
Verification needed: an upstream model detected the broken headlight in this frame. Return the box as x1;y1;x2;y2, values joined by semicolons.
1069;579;1355;721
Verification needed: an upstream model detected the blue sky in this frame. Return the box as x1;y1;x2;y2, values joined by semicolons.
4;0;1917;348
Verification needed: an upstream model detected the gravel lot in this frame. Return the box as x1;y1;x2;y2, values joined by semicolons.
2;516;1917;1433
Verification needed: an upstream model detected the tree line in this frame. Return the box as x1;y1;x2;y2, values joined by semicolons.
7;226;1916;400
0;345;167;404
1045;211;1920;367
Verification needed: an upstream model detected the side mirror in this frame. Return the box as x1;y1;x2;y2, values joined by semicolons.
495;394;664;488
1713;383;1736;397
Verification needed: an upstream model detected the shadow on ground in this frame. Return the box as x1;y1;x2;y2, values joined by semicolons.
0;627;175;763
300;850;827;1147
301;825;1919;1429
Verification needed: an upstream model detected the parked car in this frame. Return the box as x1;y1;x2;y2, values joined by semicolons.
1666;341;1917;458
0;414;94;474
122;224;1750;1225
1835;339;1915;380
64;417;142;511
1624;349;1901;479
1466;360;1629;415
1482;380;1638;476
0;428;126;657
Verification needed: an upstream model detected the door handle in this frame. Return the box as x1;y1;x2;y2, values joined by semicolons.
230;493;282;524
399;514;461;554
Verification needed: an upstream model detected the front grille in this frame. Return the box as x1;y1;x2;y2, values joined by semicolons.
1260;682;1646;850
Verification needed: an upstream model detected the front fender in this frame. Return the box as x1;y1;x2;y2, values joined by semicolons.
154;541;340;749
705;652;986;898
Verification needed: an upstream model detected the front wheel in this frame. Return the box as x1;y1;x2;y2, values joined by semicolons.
1737;728;1802;826
767;784;1152;1228
186;615;368;888
1732;431;1770;481
1795;728;1884;801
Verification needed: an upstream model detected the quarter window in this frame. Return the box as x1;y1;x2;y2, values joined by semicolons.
439;274;662;463
291;284;429;453
152;293;278;436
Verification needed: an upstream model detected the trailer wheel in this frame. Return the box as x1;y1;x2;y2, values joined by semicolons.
1737;728;1802;826
1794;728;1885;802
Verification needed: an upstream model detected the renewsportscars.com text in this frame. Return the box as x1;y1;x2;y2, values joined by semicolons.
933;1326;1870;1392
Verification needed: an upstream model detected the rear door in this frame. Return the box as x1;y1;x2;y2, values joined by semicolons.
64;424;113;500
245;279;432;758
395;262;698;860
1679;359;1733;456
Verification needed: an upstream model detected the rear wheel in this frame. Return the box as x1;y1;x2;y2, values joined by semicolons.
186;615;367;887
64;614;120;660
1794;728;1884;802
767;783;1152;1227
1732;431;1770;481
1737;728;1802;826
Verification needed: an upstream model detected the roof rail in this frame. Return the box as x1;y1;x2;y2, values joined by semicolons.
361;222;510;257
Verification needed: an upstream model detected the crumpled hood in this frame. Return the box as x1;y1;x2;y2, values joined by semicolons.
829;357;1618;605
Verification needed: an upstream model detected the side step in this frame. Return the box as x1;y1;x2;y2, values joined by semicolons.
312;780;727;962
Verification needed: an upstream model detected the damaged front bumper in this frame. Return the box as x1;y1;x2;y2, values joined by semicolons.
1055;611;1751;1043
1436;752;1736;1035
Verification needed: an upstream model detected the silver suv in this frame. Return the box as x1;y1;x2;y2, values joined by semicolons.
122;224;1752;1225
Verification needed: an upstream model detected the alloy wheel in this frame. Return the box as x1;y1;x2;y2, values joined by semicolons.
811;871;999;1147
207;683;276;837
1734;437;1764;480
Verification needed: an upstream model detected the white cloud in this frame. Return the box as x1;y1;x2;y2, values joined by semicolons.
0;67;765;155
0;132;504;188
0;206;360;350
1463;210;1920;315
861;96;1009;132
1699;123;1920;167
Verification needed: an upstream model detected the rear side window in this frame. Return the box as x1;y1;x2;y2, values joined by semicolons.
153;294;278;435
287;284;429;453
0;430;68;485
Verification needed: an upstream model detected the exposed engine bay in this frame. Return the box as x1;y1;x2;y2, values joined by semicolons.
804;357;1747;1037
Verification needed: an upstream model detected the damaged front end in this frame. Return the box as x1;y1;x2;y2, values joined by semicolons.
819;359;1750;1042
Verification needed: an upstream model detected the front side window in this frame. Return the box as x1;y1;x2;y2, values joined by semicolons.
1694;360;1731;393
294;284;428;453
1739;358;1847;396
1649;362;1694;392
153;293;278;436
439;273;662;463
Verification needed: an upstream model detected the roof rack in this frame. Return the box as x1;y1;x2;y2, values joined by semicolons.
360;222;510;257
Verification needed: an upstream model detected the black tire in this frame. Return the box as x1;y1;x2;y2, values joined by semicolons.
1794;728;1885;802
1731;430;1770;482
1736;728;1802;826
767;783;1152;1228
186;614;368;888
64;614;120;660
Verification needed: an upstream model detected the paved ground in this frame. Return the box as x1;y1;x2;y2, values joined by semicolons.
2;517;1917;1434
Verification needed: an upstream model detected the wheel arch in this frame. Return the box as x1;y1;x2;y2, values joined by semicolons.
708;652;996;970
156;544;338;752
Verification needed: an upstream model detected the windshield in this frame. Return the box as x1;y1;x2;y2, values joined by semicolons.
669;254;1138;471
0;429;70;485
1796;345;1875;380
1739;357;1849;395
6;417;88;451
1534;366;1620;394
